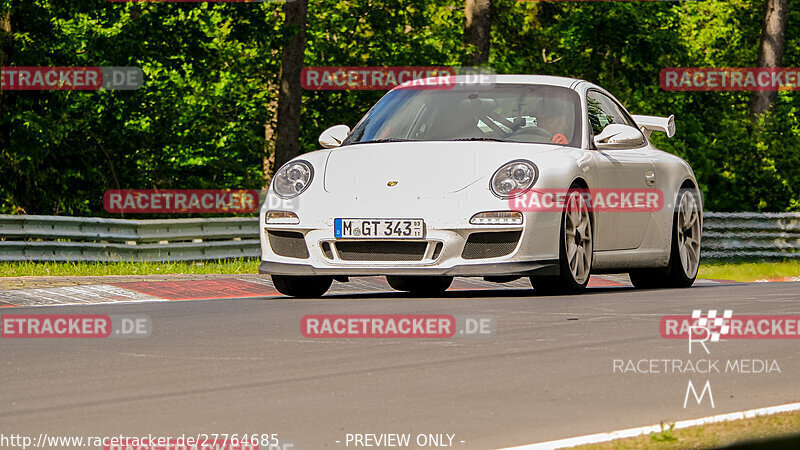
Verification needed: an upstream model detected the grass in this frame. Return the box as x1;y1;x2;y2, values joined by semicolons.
698;259;800;282
574;409;800;449
0;259;260;277
0;259;798;281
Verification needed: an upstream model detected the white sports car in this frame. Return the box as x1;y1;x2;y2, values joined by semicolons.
259;75;702;297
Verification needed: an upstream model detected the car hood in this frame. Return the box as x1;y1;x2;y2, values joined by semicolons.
323;141;567;196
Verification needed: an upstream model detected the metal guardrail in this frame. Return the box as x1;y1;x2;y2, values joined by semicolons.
0;215;260;262
702;212;800;259
0;212;798;262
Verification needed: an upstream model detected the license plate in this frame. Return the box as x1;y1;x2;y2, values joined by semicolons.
334;218;425;239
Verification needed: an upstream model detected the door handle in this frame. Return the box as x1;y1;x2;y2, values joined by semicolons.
645;171;656;186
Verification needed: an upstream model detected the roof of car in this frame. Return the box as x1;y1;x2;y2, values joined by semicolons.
396;74;587;90
473;74;585;87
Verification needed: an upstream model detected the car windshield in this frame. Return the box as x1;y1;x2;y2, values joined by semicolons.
342;84;582;147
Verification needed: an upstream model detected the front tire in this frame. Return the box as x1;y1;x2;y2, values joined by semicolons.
386;276;453;296
630;188;701;289
271;275;333;298
530;187;593;294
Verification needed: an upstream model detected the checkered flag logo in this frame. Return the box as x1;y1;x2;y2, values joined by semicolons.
692;309;732;342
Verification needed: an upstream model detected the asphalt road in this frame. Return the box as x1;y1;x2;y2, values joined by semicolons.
2;281;800;449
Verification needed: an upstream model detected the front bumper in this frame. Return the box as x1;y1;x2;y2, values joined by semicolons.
259;184;563;277
259;259;559;277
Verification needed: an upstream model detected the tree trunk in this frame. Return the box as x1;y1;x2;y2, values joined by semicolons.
464;0;491;66
272;0;308;176
750;0;790;117
0;11;10;66
262;97;278;186
1;6;13;153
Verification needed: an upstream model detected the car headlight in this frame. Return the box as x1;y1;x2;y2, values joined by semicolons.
490;160;537;198
273;160;314;198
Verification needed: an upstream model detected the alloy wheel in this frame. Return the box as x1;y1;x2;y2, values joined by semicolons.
676;190;701;278
564;191;593;285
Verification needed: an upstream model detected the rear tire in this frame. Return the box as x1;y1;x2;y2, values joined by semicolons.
386;276;453;296
530;187;593;295
630;188;701;289
628;269;666;289
271;275;333;298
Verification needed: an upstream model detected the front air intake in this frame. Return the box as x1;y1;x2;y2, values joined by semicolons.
267;230;310;259
461;231;522;260
335;241;427;262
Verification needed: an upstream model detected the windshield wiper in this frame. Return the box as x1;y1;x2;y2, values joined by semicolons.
449;137;511;142
349;138;412;145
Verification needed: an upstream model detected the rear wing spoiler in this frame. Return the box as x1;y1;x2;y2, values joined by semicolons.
631;114;675;139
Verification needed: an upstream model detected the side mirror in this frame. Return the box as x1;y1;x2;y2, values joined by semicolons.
593;124;645;150
318;125;350;149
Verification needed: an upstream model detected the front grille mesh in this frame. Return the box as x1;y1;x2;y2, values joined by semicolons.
335;241;427;262
461;231;522;260
268;230;309;259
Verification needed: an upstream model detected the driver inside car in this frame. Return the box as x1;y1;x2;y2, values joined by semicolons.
532;91;576;145
536;113;571;145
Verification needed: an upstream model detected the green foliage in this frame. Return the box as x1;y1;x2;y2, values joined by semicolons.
651;422;678;443
0;258;259;277
1;0;799;214
2;0;282;215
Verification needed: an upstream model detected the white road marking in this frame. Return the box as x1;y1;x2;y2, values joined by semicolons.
0;284;166;307
501;401;800;449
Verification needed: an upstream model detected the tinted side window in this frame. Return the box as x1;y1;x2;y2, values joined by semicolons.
586;91;633;135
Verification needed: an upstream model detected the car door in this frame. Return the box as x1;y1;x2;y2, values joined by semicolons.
587;90;656;251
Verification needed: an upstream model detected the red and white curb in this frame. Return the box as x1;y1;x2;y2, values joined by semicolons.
0;278;277;308
0;275;738;308
501;401;800;449
0;284;165;307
